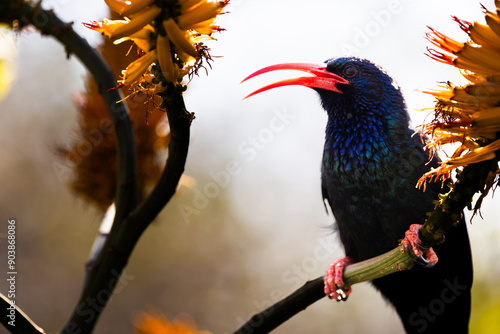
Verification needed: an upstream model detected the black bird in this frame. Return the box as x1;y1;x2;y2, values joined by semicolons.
242;57;473;333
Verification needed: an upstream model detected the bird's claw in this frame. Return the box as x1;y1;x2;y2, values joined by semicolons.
334;287;351;302
402;224;439;268
324;256;354;301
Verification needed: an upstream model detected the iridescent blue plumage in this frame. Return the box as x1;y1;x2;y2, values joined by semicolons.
318;57;472;333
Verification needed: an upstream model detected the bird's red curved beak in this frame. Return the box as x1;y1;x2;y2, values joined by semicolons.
241;63;349;99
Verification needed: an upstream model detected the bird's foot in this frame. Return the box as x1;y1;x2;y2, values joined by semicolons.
402;224;439;268
324;256;354;302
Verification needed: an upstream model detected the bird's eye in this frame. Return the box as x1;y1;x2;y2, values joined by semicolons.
343;65;358;78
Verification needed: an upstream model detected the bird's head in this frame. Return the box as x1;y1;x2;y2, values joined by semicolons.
242;57;408;129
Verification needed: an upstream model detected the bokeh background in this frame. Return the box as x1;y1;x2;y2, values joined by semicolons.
1;0;500;333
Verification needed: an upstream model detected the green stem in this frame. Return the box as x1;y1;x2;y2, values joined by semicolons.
418;158;498;247
343;246;414;286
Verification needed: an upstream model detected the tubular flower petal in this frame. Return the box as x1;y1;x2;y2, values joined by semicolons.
421;1;500;184
112;25;154;51
84;19;129;38
177;1;226;29
180;0;206;12
110;5;161;40
105;0;155;16
131;38;153;53
163;18;198;58
156;34;176;82
485;9;500;38
85;6;161;40
113;25;154;43
459;44;500;72
443;140;500;167
468;21;500;51
121;49;157;85
426;27;464;53
189;18;219;34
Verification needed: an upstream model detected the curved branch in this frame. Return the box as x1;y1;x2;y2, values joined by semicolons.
61;84;192;334
233;247;414;334
130;85;194;224
233;157;499;334
24;5;139;227
233;278;325;334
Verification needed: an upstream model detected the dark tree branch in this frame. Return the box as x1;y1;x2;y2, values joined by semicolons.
0;293;45;334
233;278;325;334
130;85;194;225
61;85;193;334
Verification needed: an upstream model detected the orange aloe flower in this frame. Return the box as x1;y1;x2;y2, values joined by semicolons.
134;312;212;334
419;1;500;185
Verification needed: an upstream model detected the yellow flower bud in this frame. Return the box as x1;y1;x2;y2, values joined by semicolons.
177;1;225;30
105;0;156;17
156;34;176;82
121;49;157;85
163;18;198;58
110;5;161;40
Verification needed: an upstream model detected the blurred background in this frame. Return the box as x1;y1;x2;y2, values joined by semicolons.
1;0;500;333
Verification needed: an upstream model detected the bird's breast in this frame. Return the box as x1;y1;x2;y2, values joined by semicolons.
323;134;392;185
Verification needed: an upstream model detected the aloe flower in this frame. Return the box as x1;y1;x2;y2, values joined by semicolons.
85;0;228;93
419;2;500;185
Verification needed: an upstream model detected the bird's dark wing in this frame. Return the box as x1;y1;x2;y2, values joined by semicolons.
371;133;473;334
321;174;360;258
